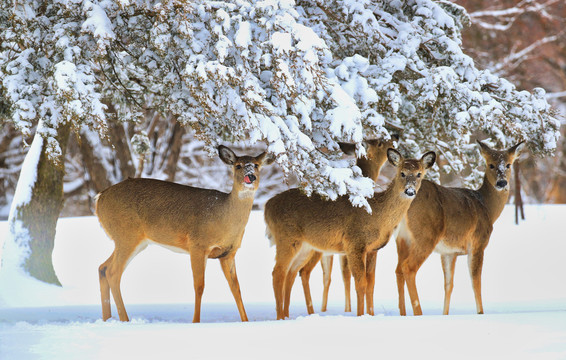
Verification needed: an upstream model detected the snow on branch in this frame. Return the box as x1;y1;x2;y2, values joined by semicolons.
1;0;560;206
469;0;561;31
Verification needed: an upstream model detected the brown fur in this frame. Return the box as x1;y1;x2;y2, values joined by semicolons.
297;138;397;314
96;146;274;323
395;140;523;316
266;148;435;319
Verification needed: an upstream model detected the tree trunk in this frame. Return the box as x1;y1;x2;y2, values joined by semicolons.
79;127;113;194
0;124;16;217
9;122;71;285
163;119;185;182
514;161;525;225
104;102;135;181
546;128;566;203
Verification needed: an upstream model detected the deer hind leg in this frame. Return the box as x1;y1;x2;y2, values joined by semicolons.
98;254;113;321
190;249;208;323
395;238;409;316
283;246;313;318
441;254;457;315
99;235;147;322
346;249;367;316
468;249;485;314
320;255;333;312
219;253;248;322
365;251;377;316
299;251;323;315
339;255;351;312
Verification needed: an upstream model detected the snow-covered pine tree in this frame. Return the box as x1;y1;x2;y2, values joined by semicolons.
0;0;107;285
0;0;560;285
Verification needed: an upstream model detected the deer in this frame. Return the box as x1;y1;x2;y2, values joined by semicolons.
96;145;274;323
296;136;398;315
395;140;524;316
265;148;436;319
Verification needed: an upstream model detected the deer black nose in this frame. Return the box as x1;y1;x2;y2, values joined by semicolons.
496;180;507;188
404;188;416;197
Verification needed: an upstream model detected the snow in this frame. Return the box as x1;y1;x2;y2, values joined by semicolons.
0;205;565;358
1;121;45;270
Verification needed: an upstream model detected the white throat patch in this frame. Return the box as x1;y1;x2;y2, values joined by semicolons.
239;188;256;199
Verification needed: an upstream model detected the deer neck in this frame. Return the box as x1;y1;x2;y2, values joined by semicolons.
370;177;413;221
357;158;382;182
228;183;256;215
477;174;509;223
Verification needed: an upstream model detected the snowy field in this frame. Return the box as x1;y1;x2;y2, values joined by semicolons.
0;204;565;359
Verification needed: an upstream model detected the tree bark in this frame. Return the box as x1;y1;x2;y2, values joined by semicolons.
163;119;185;182
0;124;16;216
79;128;113;194
545;128;566;203
12;122;71;285
514;161;525;225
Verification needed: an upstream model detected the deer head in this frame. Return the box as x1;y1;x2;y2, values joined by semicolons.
387;148;436;198
338;135;400;181
477;140;524;191
218;145;275;197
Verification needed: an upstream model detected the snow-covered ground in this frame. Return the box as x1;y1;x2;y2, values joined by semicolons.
0;205;565;359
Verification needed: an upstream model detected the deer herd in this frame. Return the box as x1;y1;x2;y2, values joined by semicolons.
95;137;524;323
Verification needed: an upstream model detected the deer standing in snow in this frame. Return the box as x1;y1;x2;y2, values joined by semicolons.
297;137;398;314
96;145;274;322
396;140;523;316
266;148;436;319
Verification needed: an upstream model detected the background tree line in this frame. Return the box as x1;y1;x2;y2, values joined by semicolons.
0;0;562;285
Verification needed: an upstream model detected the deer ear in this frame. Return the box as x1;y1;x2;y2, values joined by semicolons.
218;145;237;165
387;148;402;167
257;151;275;166
477;140;492;157
338;142;356;156
421;151;436;169
508;141;525;157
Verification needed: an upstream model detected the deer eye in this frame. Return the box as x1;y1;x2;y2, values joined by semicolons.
236;165;242;170
254;164;259;169
401;172;406;178
489;164;495;169
417;173;421;178
506;164;511;169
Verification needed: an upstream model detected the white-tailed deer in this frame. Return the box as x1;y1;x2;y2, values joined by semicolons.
96;145;274;322
396;140;524;316
297;137;398;315
266;148;436;319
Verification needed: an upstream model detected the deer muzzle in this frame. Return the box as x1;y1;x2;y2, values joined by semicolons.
404;187;416;197
244;174;256;184
495;179;508;190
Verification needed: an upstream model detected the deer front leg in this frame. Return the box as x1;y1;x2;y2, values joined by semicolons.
365;251;377;316
402;251;428;316
395;239;409;316
468;249;485;314
395;263;407;316
190;250;208;323
346;250;367;316
441;254;457;315
339;255;351;312
219;253;248;322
